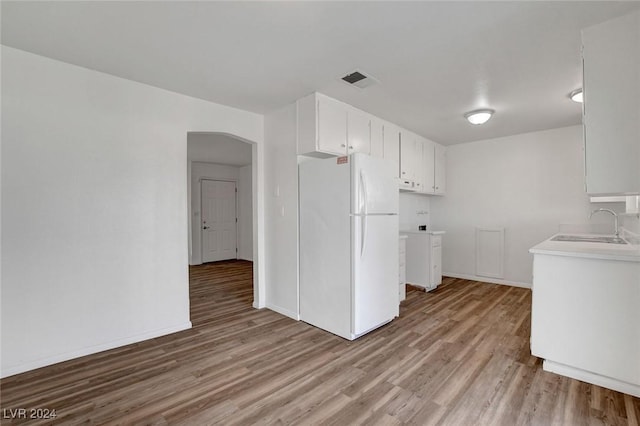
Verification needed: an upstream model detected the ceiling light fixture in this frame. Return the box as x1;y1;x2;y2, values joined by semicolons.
570;89;583;103
465;109;494;125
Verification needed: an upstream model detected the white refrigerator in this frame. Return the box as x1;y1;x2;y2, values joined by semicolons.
299;153;399;340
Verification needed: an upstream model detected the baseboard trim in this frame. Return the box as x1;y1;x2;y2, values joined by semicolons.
266;303;300;321
543;360;640;398
1;321;192;379
443;272;531;289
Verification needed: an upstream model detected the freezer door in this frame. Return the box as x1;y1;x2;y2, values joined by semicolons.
352;214;399;337
351;153;399;215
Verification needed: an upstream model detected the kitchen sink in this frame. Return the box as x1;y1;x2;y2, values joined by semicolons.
550;235;628;244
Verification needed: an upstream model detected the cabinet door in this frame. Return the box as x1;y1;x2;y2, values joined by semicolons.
583;11;640;195
422;139;436;194
434;143;446;195
317;96;348;155
412;138;425;192
430;245;442;286
370;118;384;159
383;123;400;178
400;130;415;182
347;108;371;155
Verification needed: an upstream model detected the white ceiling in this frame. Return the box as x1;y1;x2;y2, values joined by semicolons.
2;1;639;145
187;133;252;166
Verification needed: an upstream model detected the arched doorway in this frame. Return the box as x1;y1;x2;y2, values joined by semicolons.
186;131;264;311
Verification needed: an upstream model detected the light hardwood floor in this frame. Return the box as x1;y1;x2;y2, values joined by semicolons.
1;260;639;425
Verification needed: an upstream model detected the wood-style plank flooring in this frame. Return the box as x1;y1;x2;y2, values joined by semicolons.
1;260;639;425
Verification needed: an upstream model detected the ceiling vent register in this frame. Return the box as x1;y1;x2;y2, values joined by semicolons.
341;70;377;89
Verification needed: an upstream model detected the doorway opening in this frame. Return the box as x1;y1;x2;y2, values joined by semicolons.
186;132;258;317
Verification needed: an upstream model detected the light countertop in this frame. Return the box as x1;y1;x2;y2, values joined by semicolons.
400;230;446;235
529;233;640;263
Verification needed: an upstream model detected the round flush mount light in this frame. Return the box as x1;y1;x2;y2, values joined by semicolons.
570;89;583;103
465;109;494;125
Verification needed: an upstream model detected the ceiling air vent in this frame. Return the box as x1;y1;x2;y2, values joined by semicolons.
340;70;378;89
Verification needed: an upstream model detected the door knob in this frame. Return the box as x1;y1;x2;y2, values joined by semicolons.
203;226;210;230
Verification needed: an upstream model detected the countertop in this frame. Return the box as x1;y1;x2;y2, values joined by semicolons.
400;230;446;235
529;233;640;263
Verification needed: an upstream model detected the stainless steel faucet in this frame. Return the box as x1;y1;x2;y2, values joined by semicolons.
589;208;619;238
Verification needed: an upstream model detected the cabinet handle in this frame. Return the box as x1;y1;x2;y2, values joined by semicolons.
349;146;354;149
436;186;439;190
341;144;346;147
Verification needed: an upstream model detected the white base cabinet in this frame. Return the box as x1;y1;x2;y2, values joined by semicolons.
404;231;444;291
399;236;407;302
531;253;640;397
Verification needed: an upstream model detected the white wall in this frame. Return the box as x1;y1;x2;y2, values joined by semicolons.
187;133;252;166
189;162;253;264
263;104;299;320
399;192;431;232
430;125;592;287
238;164;253;261
1;47;265;377
623;215;640;235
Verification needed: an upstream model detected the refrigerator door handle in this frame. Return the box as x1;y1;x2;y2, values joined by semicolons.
360;170;369;215
361;214;367;257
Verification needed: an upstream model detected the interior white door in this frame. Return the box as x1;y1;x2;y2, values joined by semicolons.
201;180;237;263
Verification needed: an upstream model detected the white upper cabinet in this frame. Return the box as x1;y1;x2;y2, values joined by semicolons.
347;108;372;155
296;92;445;196
582;10;640;195
382;122;400;178
400;130;423;189
434;143;446;195
317;96;348;155
422;138;436;193
418;138;446;195
297;92;371;157
370;118;384;159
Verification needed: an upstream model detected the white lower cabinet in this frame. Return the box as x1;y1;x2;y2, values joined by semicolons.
531;253;640;397
404;231;444;291
399;236;407;302
430;235;442;286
